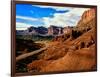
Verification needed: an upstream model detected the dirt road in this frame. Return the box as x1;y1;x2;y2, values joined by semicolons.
16;41;49;62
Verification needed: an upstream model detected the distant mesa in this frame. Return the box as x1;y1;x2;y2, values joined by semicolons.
16;26;48;35
27;26;48;35
16;9;96;36
16;25;73;36
48;25;63;35
63;26;73;34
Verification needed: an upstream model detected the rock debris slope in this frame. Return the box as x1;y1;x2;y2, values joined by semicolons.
27;9;97;73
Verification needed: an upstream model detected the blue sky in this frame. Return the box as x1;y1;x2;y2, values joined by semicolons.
16;4;89;30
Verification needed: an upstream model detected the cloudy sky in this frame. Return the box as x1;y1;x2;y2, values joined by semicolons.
16;4;90;30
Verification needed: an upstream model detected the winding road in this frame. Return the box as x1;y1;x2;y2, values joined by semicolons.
16;41;49;62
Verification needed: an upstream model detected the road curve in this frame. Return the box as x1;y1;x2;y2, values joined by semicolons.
16;43;48;62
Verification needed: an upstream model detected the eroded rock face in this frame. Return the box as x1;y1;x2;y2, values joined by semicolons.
26;9;96;73
48;25;63;35
41;46;96;72
82;9;95;22
77;9;96;28
27;59;53;72
16;26;48;35
63;26;73;34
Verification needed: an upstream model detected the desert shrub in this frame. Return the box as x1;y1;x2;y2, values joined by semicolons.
16;39;45;57
80;42;85;48
71;30;82;39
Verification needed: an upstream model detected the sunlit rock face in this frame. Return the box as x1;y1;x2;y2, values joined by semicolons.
48;25;63;35
77;9;96;28
17;8;96;73
82;9;95;22
63;26;73;34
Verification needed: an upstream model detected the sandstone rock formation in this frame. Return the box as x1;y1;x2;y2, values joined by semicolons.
48;25;63;35
16;26;48;35
26;8;96;73
63;26;73;34
77;8;96;28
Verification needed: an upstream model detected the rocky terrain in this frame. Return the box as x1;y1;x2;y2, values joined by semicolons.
16;39;45;56
48;25;64;35
16;8;96;73
16;39;47;72
16;25;72;36
16;26;48;35
26;8;96;73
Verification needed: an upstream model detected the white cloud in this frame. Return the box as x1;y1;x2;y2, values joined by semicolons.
16;22;44;30
16;15;39;21
16;7;90;30
16;16;44;30
69;8;90;16
42;8;90;27
16;22;33;30
32;5;72;11
16;27;28;30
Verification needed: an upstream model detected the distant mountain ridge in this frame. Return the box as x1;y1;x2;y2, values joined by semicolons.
16;25;73;36
16;26;48;35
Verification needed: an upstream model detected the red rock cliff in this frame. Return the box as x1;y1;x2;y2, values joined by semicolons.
77;8;96;27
